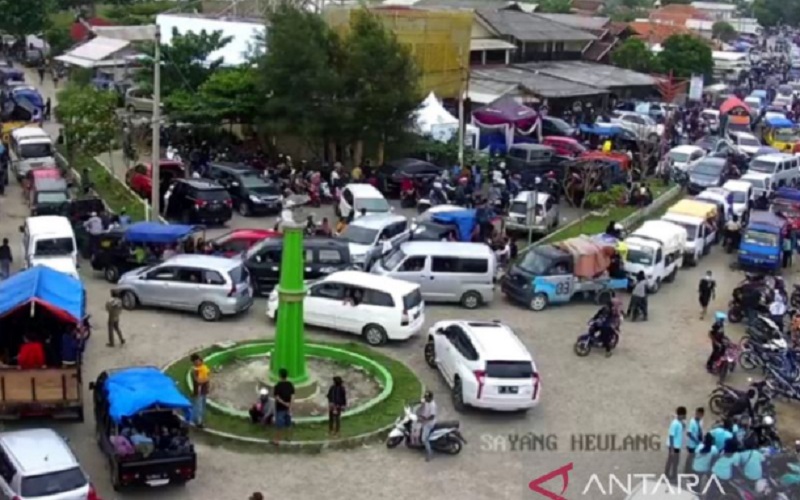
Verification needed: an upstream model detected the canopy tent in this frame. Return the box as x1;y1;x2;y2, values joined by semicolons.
104;367;192;423
124;222;197;244
413;92;479;147
472;96;538;148
720;96;750;115
431;209;477;242
0;266;84;324
765;116;795;129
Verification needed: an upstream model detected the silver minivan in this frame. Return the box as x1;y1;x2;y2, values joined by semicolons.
114;254;253;321
371;241;495;309
337;213;411;269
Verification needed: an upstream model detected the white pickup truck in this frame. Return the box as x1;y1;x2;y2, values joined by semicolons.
624;220;687;293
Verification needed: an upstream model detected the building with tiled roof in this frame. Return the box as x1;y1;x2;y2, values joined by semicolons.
649;4;710;26
628;21;693;45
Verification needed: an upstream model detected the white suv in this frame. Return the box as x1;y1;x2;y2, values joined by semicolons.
423;320;540;412
0;428;97;500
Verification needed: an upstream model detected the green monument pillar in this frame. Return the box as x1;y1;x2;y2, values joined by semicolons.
269;220;312;389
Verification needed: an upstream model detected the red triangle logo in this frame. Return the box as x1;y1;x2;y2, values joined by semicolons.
528;462;574;500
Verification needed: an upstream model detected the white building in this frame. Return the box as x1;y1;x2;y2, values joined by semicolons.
690;2;737;22
155;13;266;66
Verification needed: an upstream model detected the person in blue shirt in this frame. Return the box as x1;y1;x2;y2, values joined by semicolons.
738;447;764;482
685;407;705;474
711;439;740;482
118;207;132;227
710;419;734;451
665;406;687;480
692;433;719;484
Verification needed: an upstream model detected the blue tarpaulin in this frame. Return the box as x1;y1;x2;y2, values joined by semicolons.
124;222;196;243
12;89;43;109
765;116;795;128
579;124;624;137
431;209;477;242
748;211;785;229
0;266;84;323
774;187;800;202
105;367;192;423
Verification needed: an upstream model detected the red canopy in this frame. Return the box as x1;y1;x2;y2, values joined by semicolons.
719;96;750;115
70;17;113;42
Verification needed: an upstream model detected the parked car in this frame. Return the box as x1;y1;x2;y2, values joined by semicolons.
542;136;586;157
686;157;728;194
505;144;571;185
667;145;706;171
207;162;282;216
540;116;576;137
337;213;411;269
125;87;161;113
0;428;97;500
266;270;425;346
423;320;541;412
210;229;278;257
245;237;352;295
126;160;185;200
115;254;253;321
608;111;663;142
337;183;392;219
162;178;233;225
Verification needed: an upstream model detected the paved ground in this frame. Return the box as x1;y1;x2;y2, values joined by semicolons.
2;68;799;500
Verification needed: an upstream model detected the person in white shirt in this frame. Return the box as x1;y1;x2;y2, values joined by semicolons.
83;213;104;235
769;296;786;333
417;391;437;461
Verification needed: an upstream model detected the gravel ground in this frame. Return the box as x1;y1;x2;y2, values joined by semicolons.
1;69;797;500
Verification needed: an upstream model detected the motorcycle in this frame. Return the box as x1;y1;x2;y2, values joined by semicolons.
709;380;772;416
712;342;740;383
385;405;466;455
574;322;619;357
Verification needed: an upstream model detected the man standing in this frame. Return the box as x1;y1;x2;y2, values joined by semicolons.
782;231;793;268
418;391;438;462
665;406;686;481
0;238;12;279
628;271;648;321
273;368;295;443
698;271;716;319
105;291;125;347
685;407;704;474
190;354;210;428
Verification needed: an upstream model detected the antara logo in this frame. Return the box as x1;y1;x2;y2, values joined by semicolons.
528;462;573;500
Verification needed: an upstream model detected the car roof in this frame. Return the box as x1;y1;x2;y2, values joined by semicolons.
25;215;73;234
33;178;67;189
163;254;241;272
209;162;256;173
217;229;277;240
754;153;795;161
694;157;726;167
324;270;418;294
732;131;757;139
399;241;494;258
349;213;407;229
670;145;703;154
256;236;348;250
662;213;704;225
0;429;79;475
344;183;383;197
178;178;226;190
512;191;550;203
12;127;49;139
510;143;553;151
723;179;754;191
740;172;771;180
461;322;531;362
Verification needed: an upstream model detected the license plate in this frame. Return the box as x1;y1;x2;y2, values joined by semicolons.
517;217;525;223
147;478;169;486
500;386;518;394
146;474;166;480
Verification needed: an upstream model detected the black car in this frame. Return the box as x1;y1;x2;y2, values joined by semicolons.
380;158;444;197
695;135;721;152
541;116;576;137
687;157;727;194
207;162;282;216
163;179;233;224
245;237;351;295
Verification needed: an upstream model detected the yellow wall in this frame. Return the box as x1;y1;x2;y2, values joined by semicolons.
325;7;473;99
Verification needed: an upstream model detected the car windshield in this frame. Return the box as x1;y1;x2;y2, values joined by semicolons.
516;248;555;275
749;159;777;174
229;265;249;283
19;142;52;159
486;361;533;378
355;197;390;212
21;467;87;497
626;246;654;266
743;230;779;247
403;288;423;309
198;189;229;201
244;180;280;195
692;163;722;176
340;225;379;245
509;201;527;215
34;237;74;256
382;248;406;269
775;130;799;142
36;192;68;203
666;221;698;241
546;117;572;132
738;136;760;147
742;178;765;189
731;191;748;203
669;151;689;163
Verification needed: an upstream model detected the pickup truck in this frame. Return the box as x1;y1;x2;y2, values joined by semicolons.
91;367;197;491
505;143;571;186
0;366;83;421
126;160;185;200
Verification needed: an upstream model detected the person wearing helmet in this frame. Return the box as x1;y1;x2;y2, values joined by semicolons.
706;312;728;373
249;388;274;426
417;391;437;461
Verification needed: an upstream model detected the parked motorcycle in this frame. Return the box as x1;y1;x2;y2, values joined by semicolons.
385;405;466;455
574;322;619;357
712;342;740;383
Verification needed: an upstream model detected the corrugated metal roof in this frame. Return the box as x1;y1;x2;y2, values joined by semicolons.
537;14;609;31
471;66;605;98
60;36;130;63
470;38;516;50
92;25;157;42
476;9;596;42
514;60;656;88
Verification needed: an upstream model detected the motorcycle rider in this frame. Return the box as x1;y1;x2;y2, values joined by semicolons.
590;299;619;357
417;391;437;462
428;182;448;207
706;313;728;373
724;215;742;251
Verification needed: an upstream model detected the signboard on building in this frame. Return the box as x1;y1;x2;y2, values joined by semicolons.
689;74;704;101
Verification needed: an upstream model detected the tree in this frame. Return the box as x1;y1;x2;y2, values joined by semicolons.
536;0;572;14
170;67;261;125
257;4;344;155
655;34;713;78
340;10;419;164
0;0;51;38
752;0;800;28
55;83;118;164
712;21;737;42
136;28;232;101
611;38;654;73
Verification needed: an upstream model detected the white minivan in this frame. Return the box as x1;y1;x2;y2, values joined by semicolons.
722;179;753;217
659;213;713;266
747;153;800;187
19;215;79;278
266;270;424;346
10;127;55;179
623;220;687;293
338;183;391;219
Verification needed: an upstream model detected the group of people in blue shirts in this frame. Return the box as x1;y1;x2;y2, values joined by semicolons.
666;406;767;497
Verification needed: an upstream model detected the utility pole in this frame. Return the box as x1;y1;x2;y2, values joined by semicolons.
150;26;161;221
457;56;469;169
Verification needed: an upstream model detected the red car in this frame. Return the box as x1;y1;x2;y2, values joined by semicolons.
542;136;586;157
126;160;185;199
211;229;279;257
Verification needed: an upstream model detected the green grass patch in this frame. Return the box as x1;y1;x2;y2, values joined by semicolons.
164;340;423;444
57;146;148;221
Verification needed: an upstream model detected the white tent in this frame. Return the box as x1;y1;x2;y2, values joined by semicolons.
414;92;479;147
